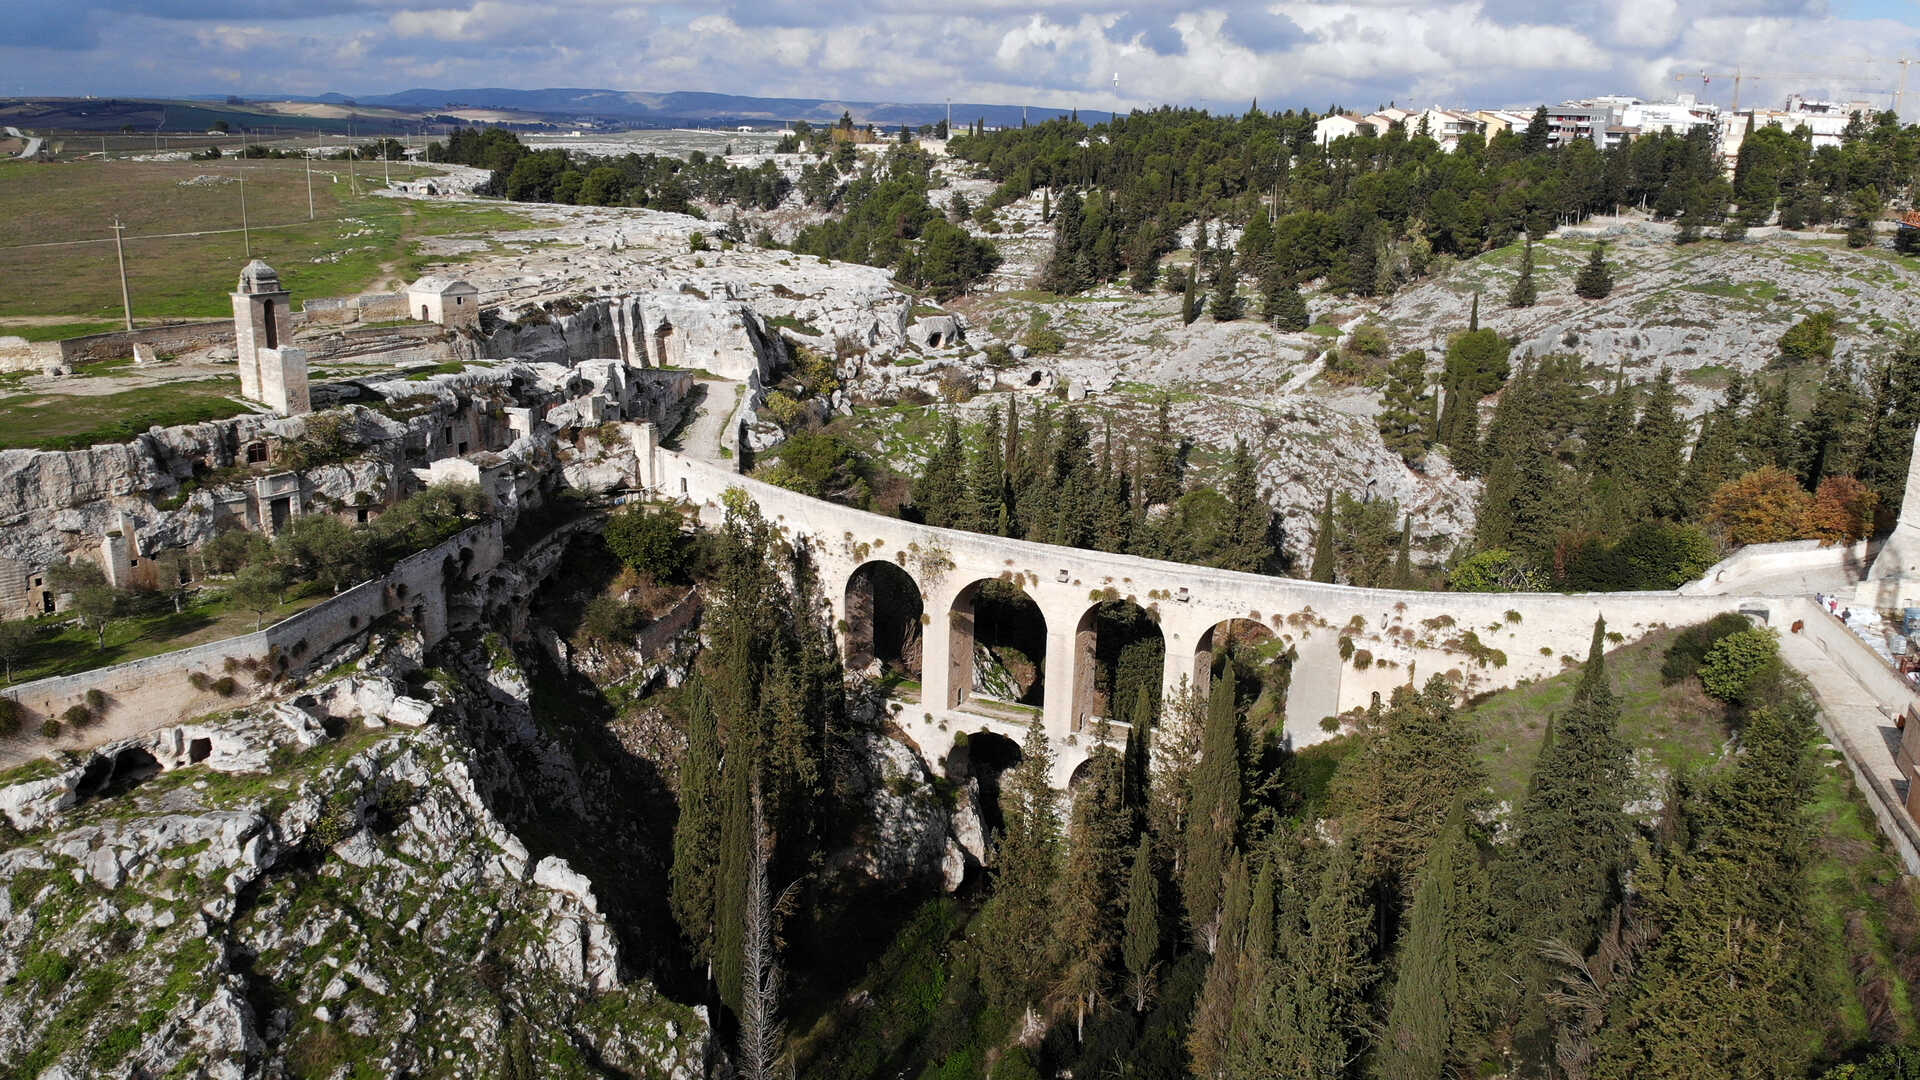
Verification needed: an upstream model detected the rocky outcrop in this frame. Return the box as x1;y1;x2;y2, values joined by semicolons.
0;661;707;1078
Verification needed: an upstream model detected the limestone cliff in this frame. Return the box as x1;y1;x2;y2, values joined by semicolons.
0;640;709;1079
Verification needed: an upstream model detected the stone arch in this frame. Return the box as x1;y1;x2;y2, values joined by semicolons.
843;559;924;678
947;578;1047;711
951;728;1022;837
1195;617;1289;727
1073;599;1165;733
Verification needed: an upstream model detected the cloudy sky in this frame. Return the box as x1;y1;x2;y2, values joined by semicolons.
6;0;1920;116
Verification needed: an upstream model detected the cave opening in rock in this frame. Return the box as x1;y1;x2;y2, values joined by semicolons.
74;746;162;802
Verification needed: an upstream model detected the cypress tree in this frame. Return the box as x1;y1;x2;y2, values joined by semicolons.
978;717;1062;1013
1182;668;1242;949
1209;262;1245;321
1310;489;1337;583
1223;440;1273;573
963;402;1007;533
1393;514;1413;587
714;729;754;1014
1468;290;1480;331
669;686;722;968
1233;839;1375;1075
1189;855;1253;1076
1378;803;1489;1080
1574;241;1614;299
1052;740;1131;1036
1508;233;1538;308
1144;394;1183;506
1181;269;1200;326
1122;835;1160;1012
1592;700;1822;1079
913;414;968;527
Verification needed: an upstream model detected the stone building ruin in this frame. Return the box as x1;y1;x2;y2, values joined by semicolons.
406;276;481;330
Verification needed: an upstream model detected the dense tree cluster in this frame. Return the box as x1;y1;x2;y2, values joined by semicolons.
951;105;1920;302
1434;323;1920;589
431;127;791;211
910;398;1283;574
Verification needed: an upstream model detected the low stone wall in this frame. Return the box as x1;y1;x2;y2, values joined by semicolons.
302;293;410;329
54;321;234;367
1682;538;1876;595
0;521;502;766
1789;597;1920;873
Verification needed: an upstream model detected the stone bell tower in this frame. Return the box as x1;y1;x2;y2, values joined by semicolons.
230;259;309;416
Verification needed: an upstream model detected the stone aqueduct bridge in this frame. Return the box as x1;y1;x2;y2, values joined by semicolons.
636;432;1769;785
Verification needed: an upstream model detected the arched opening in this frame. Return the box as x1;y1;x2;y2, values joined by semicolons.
948;578;1047;712
1195;618;1292;731
420;304;430;321
844;560;925;684
949;729;1021;838
1074;599;1165;733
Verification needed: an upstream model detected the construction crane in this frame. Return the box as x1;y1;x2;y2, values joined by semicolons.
1671;67;1883;112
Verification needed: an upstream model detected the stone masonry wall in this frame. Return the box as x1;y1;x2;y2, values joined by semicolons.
0;521;502;767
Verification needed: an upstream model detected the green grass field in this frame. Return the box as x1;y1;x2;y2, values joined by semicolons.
0;378;255;451
0;158;544;325
2;586;326;687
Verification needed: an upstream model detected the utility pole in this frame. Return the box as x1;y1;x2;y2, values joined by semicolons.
238;172;250;257
110;218;133;331
305;149;314;220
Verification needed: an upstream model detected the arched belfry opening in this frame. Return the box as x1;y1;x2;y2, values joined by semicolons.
1195;617;1291;730
1073;599;1165;733
844;560;924;680
947;578;1047;712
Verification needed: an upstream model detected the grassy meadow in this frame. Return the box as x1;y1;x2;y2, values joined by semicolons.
0;157;544;326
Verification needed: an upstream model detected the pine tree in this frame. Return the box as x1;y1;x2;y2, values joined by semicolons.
1121;835;1160;1012
1629;367;1690;521
1508;233;1538;308
1378;349;1434;465
1182;668;1242;949
1181;269;1200;326
1209;262;1245;321
1574;241;1614;299
1265;281;1310;331
669;686;723;969
1591;700;1822;1079
1310;490;1337;583
1335;676;1486;907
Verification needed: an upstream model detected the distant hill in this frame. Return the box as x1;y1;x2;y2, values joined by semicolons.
230;87;1113;130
